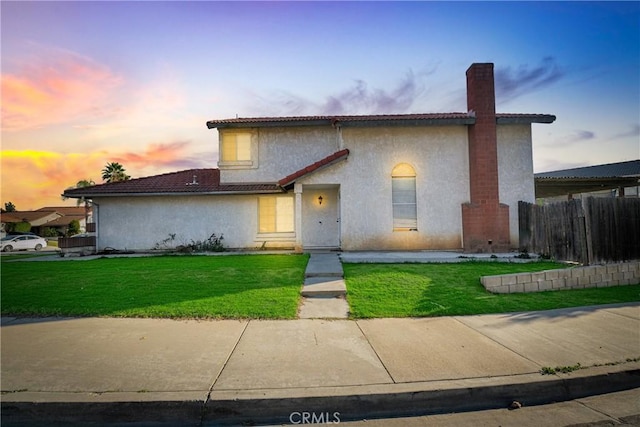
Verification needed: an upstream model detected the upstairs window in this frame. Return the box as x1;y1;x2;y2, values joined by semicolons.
259;196;294;233
220;132;252;163
392;163;417;231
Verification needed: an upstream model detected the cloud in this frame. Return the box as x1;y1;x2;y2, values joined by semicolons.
541;129;596;147
610;124;640;140
495;57;564;104
1;46;123;131
1;142;212;209
111;140;209;171
1;150;106;210
320;71;423;115
249;69;428;116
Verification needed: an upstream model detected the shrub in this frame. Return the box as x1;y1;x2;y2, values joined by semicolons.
13;222;31;233
67;220;80;236
190;233;225;252
41;227;59;237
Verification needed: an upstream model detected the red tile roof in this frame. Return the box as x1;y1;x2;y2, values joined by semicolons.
207;112;555;129
0;211;58;223
37;206;89;215
63;169;283;198
279;149;350;187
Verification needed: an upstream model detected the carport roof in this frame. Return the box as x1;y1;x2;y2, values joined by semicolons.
534;160;640;198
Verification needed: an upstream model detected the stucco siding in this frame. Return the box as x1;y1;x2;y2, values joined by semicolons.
93;195;292;251
497;124;535;247
299;126;470;250
219;127;340;184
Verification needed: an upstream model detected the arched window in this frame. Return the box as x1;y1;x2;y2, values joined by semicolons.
392;163;417;231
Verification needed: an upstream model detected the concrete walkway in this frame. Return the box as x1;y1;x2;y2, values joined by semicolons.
2;303;639;426
298;252;350;319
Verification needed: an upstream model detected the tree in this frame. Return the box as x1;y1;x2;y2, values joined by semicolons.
3;202;16;212
101;162;131;183
62;179;95;225
67;219;81;237
74;179;95;224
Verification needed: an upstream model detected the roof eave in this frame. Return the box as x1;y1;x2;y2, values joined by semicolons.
497;115;556;124
207;117;476;129
62;189;286;199
339;118;475;128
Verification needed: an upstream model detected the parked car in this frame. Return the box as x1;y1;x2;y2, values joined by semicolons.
69;233;93;238
1;235;48;252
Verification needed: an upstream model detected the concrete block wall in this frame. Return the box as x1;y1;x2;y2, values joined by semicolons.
481;261;640;294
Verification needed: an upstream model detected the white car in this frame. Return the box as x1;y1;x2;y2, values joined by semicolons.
1;235;48;252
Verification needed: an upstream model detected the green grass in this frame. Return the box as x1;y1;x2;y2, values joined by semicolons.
344;261;640;318
1;254;309;319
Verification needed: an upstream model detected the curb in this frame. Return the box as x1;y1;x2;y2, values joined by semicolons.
3;365;639;426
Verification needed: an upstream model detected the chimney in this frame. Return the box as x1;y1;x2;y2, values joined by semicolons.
462;63;510;252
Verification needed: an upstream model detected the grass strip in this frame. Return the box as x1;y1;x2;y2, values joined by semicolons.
1;254;309;319
344;261;640;318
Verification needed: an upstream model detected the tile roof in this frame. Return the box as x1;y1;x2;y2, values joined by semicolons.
207;112;555;129
43;214;86;227
0;211;59;223
535;160;640;179
37;206;89;215
63;169;283;198
279;149;350;187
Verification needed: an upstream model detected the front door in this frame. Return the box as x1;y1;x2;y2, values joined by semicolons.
302;185;340;249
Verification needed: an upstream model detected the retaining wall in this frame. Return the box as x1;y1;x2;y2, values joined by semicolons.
481;261;640;294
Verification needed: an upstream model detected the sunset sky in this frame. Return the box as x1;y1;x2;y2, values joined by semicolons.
2;1;639;210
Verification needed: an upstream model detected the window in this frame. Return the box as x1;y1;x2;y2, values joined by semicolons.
392;163;417;230
220;132;252;163
259;196;294;233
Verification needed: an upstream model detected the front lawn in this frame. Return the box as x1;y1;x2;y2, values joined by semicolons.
1;254;309;319
344;261;640;318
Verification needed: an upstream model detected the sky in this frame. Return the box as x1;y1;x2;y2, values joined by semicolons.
1;1;639;210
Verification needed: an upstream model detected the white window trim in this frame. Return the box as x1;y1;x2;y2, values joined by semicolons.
257;195;296;236
219;130;257;168
392;163;418;232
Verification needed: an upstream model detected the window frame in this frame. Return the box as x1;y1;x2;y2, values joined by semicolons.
257;195;295;236
392;163;418;231
219;131;254;167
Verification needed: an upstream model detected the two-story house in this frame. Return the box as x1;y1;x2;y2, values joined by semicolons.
63;63;555;253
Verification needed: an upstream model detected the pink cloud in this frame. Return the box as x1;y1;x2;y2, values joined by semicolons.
1;47;123;131
0;141;211;209
112;141;193;169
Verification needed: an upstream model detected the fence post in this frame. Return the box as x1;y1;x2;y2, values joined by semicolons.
577;199;591;265
583;198;594;265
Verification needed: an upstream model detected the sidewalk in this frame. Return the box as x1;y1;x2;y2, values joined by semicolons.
2;302;639;425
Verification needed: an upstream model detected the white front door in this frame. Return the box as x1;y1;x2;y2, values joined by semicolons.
302;185;340;249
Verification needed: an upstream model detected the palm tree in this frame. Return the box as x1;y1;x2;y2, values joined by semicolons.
101;162;131;183
62;179;95;225
3;201;16;212
75;179;95;225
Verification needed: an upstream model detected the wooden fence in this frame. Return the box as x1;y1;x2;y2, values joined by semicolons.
58;236;96;249
519;197;640;264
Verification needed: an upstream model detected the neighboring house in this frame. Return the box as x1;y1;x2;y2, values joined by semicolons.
0;207;92;237
36;206;92;234
63;63;555;253
535;160;640;203
1;211;62;237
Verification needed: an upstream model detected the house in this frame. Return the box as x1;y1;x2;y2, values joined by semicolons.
1;210;62;237
36;206;92;235
63;63;555;253
535;160;640;202
0;206;92;237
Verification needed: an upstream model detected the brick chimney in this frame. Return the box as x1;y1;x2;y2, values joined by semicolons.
462;63;510;252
